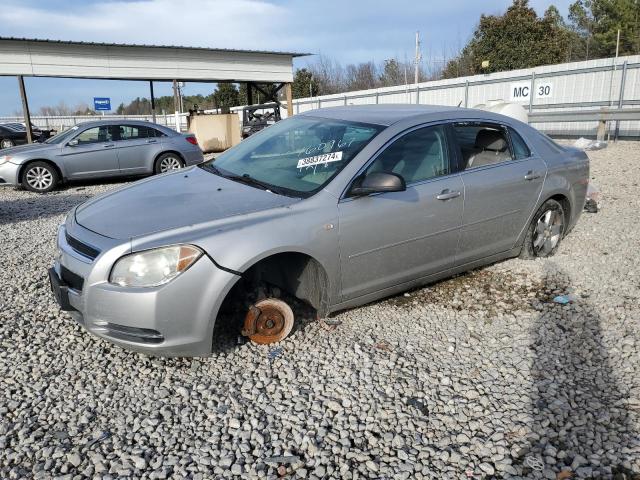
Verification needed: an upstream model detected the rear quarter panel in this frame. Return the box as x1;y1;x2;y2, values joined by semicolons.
525;126;589;230
163;135;204;166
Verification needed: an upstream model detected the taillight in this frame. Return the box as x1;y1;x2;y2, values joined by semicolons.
186;136;198;145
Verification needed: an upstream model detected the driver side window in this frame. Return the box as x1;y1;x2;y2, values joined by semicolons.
365;125;450;185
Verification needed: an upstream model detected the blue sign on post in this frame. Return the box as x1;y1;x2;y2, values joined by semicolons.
93;97;111;111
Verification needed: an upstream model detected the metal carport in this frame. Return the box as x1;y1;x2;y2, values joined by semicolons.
0;37;307;141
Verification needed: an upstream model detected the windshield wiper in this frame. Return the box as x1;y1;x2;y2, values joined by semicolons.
229;173;282;193
201;164;298;197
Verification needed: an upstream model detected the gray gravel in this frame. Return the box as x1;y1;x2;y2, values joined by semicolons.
1;143;640;479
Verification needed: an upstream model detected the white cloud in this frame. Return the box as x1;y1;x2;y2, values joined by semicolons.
0;0;292;51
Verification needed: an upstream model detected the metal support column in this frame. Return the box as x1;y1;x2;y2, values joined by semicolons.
464;80;469;108
246;82;253;106
17;76;33;143
614;61;628;141
149;81;156;123
528;72;535;113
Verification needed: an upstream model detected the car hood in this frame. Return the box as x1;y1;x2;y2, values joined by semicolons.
3;142;55;158
75;167;300;239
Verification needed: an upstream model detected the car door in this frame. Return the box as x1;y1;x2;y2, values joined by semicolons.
338;124;464;301
59;125;120;178
113;124;162;174
452;122;547;266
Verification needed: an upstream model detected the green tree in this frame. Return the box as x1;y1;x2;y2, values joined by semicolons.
568;0;640;58
212;83;240;108
379;59;403;87
292;68;319;98
443;0;570;77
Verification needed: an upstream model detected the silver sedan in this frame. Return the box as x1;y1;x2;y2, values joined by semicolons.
0;120;204;192
49;105;589;356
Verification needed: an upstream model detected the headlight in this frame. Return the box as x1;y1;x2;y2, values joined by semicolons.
110;245;203;287
0;155;11;165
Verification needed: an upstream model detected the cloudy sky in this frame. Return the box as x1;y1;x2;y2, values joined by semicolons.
0;0;573;115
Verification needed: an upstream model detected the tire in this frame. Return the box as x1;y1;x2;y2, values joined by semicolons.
21;161;59;193
1;138;15;149
154;153;184;174
520;199;566;259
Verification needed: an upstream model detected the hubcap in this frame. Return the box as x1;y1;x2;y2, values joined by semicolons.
533;208;563;255
1;140;13;149
26;167;53;191
159;157;182;172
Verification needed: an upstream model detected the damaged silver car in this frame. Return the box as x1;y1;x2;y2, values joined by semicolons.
49;105;589;356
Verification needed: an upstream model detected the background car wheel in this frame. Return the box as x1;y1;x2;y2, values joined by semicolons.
242;298;294;345
1;138;15;149
155;153;184;173
21;161;59;193
520;199;565;259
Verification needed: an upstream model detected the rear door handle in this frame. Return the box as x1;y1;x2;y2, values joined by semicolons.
524;171;541;181
436;189;461;201
146;139;158;143
103;143;115;148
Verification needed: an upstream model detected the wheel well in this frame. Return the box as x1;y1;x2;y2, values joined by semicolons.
548;193;571;225
19;159;63;184
222;252;331;318
154;150;185;167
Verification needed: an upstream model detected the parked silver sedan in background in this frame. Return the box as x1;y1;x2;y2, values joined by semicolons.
0;120;203;192
49;105;589;356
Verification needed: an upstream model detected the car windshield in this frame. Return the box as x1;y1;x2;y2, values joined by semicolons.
202;116;384;197
45;126;79;144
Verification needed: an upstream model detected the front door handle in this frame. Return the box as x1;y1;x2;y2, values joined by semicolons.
436;189;461;201
146;139;158;144
524;171;541;181
103;143;115;148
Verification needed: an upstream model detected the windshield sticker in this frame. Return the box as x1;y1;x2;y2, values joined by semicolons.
297;151;343;169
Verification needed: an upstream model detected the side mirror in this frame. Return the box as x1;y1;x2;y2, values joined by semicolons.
349;172;406;197
67;139;79;147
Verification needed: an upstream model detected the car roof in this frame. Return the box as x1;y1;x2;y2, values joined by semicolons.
67;119;175;131
299;104;515;127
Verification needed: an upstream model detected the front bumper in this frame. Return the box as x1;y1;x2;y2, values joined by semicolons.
0;161;20;185
50;221;239;356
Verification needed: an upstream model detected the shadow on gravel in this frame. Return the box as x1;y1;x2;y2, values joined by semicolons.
0;193;92;225
515;263;637;479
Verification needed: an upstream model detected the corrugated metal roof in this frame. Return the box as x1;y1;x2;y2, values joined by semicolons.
0;37;310;57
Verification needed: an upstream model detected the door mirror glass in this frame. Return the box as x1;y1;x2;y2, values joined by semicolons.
350;172;406;196
67;139;79;146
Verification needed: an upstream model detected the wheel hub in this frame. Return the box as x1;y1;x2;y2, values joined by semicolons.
242;298;294;345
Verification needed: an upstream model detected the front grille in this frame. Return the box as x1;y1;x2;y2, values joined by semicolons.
60;266;84;292
65;232;100;260
104;323;164;344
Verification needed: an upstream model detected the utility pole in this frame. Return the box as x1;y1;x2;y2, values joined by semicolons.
414;31;422;104
172;79;180;132
17;76;33;143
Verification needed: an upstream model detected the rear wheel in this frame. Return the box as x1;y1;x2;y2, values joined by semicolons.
1;138;15;149
154;153;184;173
22;161;58;193
242;298;294;345
520;199;565;258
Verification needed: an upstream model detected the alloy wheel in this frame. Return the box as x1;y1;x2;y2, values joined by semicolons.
25;166;53;191
159;157;182;172
1;139;14;149
532;208;564;256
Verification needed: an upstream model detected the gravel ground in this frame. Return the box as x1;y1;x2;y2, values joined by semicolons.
1;143;639;479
